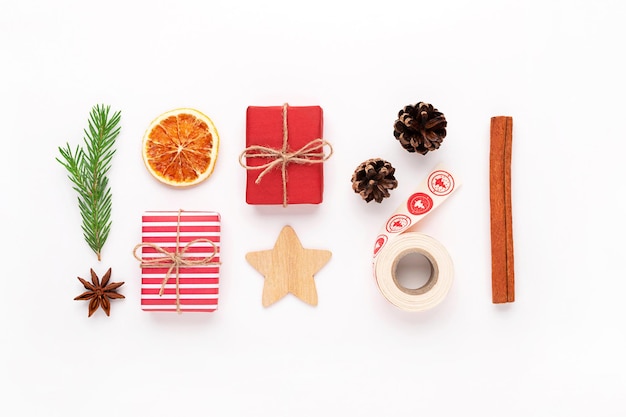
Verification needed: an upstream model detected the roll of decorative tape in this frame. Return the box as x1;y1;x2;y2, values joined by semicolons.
373;164;460;311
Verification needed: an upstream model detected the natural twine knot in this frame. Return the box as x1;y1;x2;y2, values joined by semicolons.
239;103;333;207
133;209;220;313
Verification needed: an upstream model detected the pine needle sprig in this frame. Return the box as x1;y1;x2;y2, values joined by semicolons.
56;104;121;261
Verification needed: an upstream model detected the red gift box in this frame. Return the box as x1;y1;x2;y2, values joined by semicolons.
243;104;327;205
135;210;221;313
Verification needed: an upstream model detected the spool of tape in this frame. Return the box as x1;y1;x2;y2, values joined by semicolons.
372;164;460;311
374;232;454;312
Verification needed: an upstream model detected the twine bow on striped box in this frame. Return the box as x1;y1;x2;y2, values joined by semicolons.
133;210;221;313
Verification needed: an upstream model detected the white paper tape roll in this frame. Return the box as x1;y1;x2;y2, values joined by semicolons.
372;164;460;312
374;232;454;311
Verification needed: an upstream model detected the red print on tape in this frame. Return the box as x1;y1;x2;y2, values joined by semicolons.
386;214;412;233
407;192;433;215
373;234;388;257
428;170;454;196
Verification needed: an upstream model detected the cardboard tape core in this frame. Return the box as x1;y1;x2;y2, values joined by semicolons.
392;249;438;295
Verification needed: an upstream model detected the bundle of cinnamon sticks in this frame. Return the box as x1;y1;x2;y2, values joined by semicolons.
489;116;515;303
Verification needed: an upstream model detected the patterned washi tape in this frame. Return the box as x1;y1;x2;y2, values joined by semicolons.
373;164;460;311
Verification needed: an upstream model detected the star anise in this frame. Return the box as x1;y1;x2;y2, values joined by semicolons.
74;268;125;317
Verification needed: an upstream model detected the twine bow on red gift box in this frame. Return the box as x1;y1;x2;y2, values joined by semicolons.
133;209;220;313
239;103;333;207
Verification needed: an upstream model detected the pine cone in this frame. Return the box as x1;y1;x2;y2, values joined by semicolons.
351;158;398;203
393;102;447;155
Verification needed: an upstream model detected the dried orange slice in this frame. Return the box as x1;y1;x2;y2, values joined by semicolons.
142;108;219;187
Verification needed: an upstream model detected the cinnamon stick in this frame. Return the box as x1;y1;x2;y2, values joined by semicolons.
489;116;515;303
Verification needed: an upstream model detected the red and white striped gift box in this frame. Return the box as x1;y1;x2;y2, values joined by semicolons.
139;211;221;312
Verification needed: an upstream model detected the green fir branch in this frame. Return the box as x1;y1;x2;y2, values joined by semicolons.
56;104;121;261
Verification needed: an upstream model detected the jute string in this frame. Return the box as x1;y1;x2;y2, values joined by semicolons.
133;209;220;313
239;103;333;207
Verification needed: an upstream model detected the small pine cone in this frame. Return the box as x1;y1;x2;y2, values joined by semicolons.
351;158;398;203
393;102;447;155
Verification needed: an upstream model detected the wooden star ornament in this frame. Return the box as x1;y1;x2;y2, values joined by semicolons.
246;225;332;307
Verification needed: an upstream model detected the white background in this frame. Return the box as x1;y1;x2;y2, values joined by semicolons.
1;1;625;416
